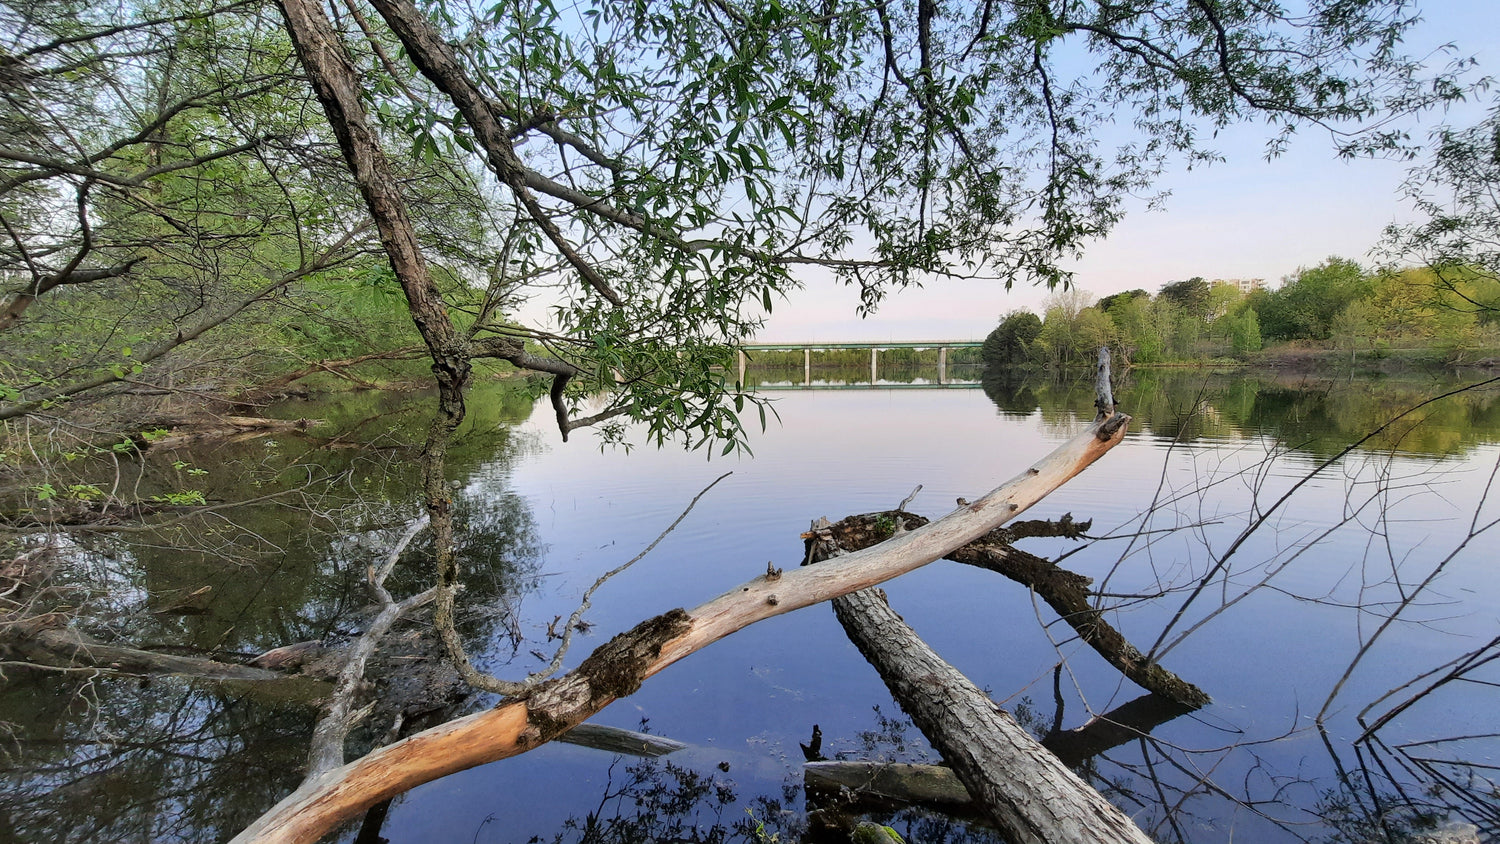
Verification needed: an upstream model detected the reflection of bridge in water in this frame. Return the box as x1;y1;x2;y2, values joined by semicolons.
739;340;984;387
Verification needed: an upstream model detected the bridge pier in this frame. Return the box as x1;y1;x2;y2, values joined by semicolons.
938;347;948;384
805;348;811;386
871;348;878;383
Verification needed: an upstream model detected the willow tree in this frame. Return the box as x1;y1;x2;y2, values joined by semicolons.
227;0;1479;836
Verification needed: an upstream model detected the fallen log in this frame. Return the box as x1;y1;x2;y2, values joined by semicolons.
831;586;1155;844
230;399;1130;842
810;511;1209;707
5;624;328;700
142;416;324;449
802;691;1196;817
805;760;972;807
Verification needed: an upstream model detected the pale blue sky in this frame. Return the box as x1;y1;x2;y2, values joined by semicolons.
758;0;1500;342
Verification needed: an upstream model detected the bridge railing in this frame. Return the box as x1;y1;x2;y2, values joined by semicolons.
737;341;984;386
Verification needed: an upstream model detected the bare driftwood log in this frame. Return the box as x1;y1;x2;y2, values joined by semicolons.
810;511;1209;707
831;586;1155;844
304;516;435;780
230;407;1129;842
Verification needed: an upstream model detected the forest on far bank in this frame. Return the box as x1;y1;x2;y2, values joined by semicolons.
982;259;1500;370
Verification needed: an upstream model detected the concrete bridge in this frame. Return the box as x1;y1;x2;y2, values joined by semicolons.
738;340;983;386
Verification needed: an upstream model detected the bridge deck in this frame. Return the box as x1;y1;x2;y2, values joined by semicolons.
743;340;982;351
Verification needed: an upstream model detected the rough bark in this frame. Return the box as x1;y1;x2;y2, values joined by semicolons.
831;586;1155;844
802;692;1196;814
231;408;1130;844
812;511;1209;707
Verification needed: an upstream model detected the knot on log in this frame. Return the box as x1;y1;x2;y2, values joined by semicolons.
524;609;693;743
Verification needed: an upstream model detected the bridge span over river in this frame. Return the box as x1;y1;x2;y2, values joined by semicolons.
738;340;983;386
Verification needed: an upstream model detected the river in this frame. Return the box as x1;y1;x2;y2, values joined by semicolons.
3;367;1497;842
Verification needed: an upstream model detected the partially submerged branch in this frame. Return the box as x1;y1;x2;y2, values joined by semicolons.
232;404;1130;843
808;510;1209;707
304;516;434;779
829;586;1154;844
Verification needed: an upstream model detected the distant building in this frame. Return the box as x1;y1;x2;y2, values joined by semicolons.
1213;278;1266;295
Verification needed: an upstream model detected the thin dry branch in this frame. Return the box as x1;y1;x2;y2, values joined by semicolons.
305;515;433;778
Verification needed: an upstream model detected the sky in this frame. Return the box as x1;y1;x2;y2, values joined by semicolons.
755;0;1500;343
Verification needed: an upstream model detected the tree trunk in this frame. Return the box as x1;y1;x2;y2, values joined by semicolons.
831;586;1155;844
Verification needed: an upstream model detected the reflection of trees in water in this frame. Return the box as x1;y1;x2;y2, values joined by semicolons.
0;383;547;842
512;711;1012;844
983;369;1500;457
0;678;312;842
517;756;775;844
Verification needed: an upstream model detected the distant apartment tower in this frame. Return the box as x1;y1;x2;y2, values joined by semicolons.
1213;278;1266;295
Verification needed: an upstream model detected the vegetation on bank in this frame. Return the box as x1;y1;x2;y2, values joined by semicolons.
982;259;1500;371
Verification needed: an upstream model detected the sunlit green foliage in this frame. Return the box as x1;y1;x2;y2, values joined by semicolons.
986;254;1500;370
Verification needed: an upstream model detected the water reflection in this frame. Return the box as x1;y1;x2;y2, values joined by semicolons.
981;368;1500;457
0;381;546;842
5;370;1499;842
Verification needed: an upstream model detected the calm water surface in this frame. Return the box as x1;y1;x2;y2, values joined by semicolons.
5;369;1498;842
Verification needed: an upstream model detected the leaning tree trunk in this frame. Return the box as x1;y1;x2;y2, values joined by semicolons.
832;586;1156;844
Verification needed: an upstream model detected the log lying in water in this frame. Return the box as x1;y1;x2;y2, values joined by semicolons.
229;398;1130;843
803;691;1196;818
832;586;1155;844
809;511;1209;707
5;624;329;700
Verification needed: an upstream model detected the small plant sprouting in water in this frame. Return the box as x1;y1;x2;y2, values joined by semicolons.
873;514;896;537
745;808;779;843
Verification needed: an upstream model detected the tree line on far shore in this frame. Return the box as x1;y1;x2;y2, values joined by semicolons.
982;259;1500;371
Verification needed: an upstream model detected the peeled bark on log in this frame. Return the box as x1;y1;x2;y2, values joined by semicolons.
813;511;1209;707
832;586;1155;844
231;407;1129;843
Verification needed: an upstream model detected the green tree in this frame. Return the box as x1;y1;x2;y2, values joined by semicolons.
1159;277;1212;321
1099;290;1166;364
1385;101;1500;307
1228;306;1263;357
981;310;1042;372
1261;258;1374;341
1330;300;1374;365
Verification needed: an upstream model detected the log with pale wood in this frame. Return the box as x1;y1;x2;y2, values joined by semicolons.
229;384;1130;841
808;510;1209;707
831;585;1156;844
